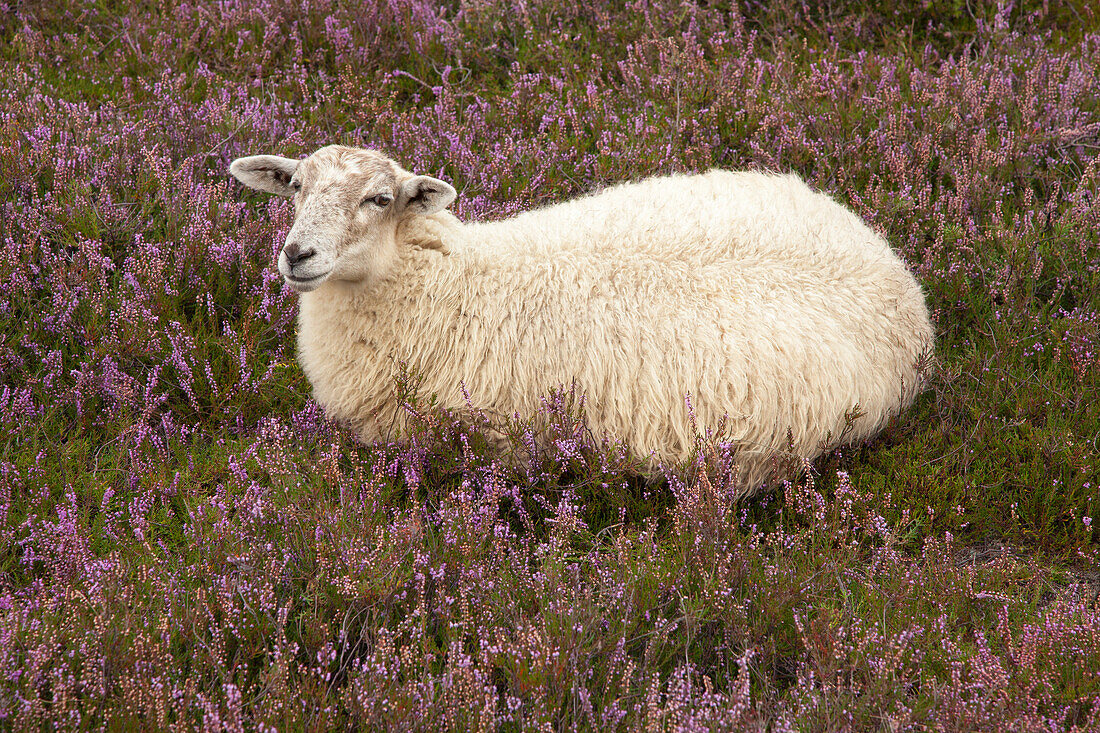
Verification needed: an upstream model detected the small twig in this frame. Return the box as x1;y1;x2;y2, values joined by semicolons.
392;69;436;92
204;117;251;157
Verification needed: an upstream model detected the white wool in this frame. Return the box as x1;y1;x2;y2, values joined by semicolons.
232;146;934;497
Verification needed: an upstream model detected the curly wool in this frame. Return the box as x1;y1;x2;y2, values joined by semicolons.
291;163;933;495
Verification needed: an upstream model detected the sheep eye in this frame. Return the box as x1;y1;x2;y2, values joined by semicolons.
291;180;302;191
363;194;392;208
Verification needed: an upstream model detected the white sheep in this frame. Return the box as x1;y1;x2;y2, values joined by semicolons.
230;144;933;497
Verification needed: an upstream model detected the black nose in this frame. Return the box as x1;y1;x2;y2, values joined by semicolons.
284;243;315;267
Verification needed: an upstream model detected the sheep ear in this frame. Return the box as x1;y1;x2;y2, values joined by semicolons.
229;155;299;197
398;175;456;215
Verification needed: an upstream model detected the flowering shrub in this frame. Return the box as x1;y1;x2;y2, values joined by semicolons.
2;0;1100;728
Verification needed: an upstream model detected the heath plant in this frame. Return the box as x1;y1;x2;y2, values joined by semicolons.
2;0;1100;729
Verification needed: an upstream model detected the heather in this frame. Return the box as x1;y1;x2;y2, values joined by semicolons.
3;0;1100;728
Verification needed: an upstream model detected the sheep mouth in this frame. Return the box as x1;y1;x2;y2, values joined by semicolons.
284;271;330;292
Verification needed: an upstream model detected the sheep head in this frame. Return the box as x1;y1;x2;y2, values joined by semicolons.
229;145;456;292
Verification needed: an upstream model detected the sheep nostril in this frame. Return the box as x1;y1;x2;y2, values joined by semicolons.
284;244;315;267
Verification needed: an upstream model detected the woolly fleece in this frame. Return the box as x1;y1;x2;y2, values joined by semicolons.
232;145;934;496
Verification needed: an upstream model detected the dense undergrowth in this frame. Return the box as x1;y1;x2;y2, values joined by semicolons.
2;0;1100;728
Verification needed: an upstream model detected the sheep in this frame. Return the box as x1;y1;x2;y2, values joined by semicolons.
230;144;933;497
